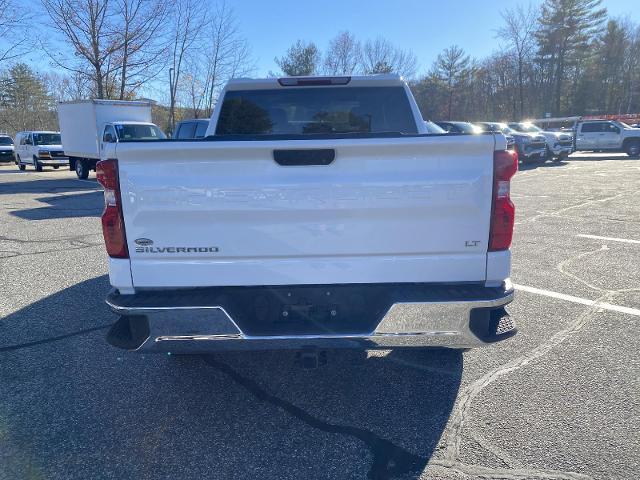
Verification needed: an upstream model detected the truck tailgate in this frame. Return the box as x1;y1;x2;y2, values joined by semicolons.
115;134;496;287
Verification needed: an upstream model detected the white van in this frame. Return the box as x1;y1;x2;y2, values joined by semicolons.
0;134;15;163
14;131;68;171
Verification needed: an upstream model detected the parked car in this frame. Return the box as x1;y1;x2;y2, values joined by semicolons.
14;131;68;171
0;134;15;163
423;120;446;134
573;120;640;157
475;122;516;151
508;122;573;160
500;125;547;163
435;121;483;134
58;99;164;179
100;74;517;355
173;119;210;139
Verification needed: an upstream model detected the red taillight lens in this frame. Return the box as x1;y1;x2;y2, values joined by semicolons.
489;150;518;251
96;159;128;258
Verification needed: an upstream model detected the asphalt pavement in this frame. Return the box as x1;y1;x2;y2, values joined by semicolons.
0;153;638;480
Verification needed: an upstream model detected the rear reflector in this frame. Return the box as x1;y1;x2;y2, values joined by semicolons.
278;76;351;86
96;159;128;258
489;150;518;251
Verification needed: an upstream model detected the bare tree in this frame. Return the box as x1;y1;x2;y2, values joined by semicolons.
200;2;253;116
0;0;32;64
42;0;124;98
498;3;537;118
44;70;92;102
182;59;206;117
323;31;361;75
112;0;169;100
361;36;417;78
167;0;207;132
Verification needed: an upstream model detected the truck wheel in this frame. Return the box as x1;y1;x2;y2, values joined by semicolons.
33;157;43;172
17;156;25;171
624;140;640;158
75;159;89;179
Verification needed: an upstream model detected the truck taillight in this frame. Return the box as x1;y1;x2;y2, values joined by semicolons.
489;150;518;251
96;159;128;258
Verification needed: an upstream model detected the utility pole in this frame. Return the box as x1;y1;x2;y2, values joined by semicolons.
169;67;174;134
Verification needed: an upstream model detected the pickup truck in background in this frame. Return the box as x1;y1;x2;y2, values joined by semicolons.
100;74;517;355
574;119;640;157
508;122;573;160
173;119;210;139
58;99;165;179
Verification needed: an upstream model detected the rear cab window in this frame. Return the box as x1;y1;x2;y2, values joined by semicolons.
215;86;418;137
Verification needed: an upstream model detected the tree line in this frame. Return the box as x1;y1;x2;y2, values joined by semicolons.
412;0;640;122
1;0;640;137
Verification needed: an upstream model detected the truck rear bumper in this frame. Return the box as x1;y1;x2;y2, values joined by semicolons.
105;281;516;352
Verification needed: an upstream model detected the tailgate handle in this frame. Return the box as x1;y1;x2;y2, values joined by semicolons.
273;149;335;166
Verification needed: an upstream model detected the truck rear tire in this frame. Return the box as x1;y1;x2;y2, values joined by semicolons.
624;140;640;158
75;159;89;179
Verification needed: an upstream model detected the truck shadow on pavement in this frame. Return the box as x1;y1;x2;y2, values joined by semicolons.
518;160;568;171
0;276;462;480
0;177;99;195
10;191;103;220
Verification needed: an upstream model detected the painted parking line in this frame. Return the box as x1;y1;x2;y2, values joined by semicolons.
576;234;640;245
514;284;640;317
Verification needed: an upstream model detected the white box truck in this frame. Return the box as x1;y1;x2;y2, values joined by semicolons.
58;99;165;179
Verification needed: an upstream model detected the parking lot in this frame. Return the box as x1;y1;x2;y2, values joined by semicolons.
0;153;638;480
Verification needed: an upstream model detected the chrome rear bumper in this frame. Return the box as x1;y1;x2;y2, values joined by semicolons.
105;281;515;352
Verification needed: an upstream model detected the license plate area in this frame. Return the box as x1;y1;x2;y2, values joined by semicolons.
221;285;392;336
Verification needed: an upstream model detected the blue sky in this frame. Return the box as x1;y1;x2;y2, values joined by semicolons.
234;0;640;76
16;0;640;78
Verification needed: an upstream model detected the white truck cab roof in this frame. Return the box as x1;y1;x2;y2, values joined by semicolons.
17;130;60;135
225;74;406;91
107;121;156;126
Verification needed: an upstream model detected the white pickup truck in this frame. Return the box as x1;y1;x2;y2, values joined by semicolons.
100;74;517;354
574;119;640;157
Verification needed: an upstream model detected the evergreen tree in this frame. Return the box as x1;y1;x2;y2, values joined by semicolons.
274;40;321;76
0;63;55;134
535;0;607;115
